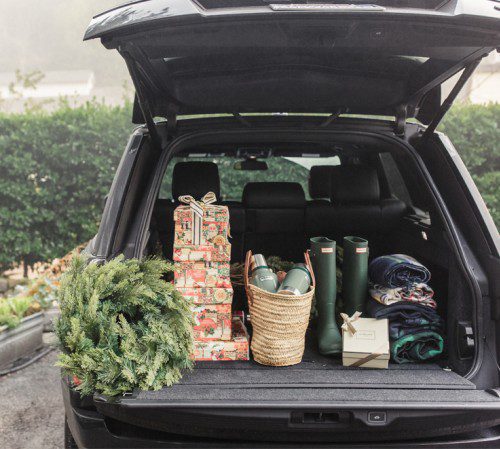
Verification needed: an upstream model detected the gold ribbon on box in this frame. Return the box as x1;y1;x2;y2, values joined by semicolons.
348;343;387;368
340;311;362;336
178;192;217;245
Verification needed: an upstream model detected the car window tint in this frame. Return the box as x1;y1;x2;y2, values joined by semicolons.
160;156;340;201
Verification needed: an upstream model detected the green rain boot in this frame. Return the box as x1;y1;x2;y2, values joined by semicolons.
342;236;369;316
310;237;342;355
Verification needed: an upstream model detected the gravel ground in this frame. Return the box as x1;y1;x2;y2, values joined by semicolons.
0;335;64;449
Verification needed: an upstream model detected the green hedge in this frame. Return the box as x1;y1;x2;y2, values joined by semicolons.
0;101;132;272
439;103;499;227
0;101;497;271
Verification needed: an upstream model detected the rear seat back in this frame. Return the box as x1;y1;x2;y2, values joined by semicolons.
243;182;306;261
154;162;407;263
308;165;333;205
306;165;407;243
153;161;223;259
305;165;335;238
222;200;246;262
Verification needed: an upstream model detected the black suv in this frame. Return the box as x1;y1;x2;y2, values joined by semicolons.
63;1;500;447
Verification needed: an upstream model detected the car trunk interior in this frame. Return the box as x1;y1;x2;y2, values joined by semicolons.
140;125;479;396
82;122;500;443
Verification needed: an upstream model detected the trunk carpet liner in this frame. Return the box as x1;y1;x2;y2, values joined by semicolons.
136;387;498;403
179;338;473;390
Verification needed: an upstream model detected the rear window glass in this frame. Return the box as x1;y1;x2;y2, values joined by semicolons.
160;156;340;201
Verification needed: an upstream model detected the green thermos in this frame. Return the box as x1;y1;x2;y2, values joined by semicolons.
277;263;312;295
250;254;279;293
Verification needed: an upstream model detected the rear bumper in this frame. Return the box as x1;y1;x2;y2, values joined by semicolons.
63;380;500;448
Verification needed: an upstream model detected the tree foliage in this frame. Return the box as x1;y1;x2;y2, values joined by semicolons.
55;255;194;396
0;101;497;271
0;100;132;271
440;102;499;226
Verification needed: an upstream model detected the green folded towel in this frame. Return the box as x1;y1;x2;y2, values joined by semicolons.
391;330;444;364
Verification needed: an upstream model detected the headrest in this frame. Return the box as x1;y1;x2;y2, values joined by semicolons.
330;166;380;205
172;162;220;200
309;166;334;199
243;182;306;209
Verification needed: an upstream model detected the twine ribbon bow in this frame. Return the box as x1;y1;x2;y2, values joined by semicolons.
178;192;217;245
340;311;363;336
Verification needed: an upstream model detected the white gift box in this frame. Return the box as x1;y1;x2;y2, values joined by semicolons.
342;317;390;369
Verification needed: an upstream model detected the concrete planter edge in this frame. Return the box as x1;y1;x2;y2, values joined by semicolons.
0;312;44;369
43;306;60;332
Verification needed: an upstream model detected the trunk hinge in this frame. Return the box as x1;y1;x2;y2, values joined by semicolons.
394;104;407;137
166;104;179;139
122;53;162;154
421;58;483;143
319;107;348;128
120;43;181;152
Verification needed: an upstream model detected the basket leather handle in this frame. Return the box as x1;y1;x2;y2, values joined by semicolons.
304;250;316;289
245;250;315;304
244;249;253;305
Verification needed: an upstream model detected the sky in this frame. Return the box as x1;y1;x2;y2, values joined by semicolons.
0;1;497;105
0;0;128;87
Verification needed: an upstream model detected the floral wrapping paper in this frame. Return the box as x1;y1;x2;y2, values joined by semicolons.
192;316;250;361
176;287;233;305
173;205;230;247
192;304;232;341
173;244;231;263
174;261;231;288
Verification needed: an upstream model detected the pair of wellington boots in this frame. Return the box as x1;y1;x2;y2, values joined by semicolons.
309;236;368;356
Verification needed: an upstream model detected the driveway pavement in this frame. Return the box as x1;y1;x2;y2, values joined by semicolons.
0;335;63;449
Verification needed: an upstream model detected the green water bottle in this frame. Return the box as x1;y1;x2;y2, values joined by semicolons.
277;263;312;295
250;254;279;293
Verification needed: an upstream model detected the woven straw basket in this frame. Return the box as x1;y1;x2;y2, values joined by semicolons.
244;250;315;366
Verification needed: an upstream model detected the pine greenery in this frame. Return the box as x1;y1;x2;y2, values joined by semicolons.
55;255;194;396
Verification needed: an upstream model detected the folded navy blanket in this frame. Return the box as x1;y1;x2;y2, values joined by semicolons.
369;254;431;288
366;299;444;341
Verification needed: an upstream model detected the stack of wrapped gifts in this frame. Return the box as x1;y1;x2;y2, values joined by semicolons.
173;192;249;361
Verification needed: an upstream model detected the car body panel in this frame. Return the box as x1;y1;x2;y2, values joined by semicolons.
84;0;500;121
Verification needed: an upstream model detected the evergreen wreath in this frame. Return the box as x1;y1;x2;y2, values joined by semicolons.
55;255;194;396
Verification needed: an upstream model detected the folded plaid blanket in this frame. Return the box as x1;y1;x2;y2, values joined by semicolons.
367;299;444;363
391;331;444;364
369;283;437;309
369;254;431;288
367;299;443;340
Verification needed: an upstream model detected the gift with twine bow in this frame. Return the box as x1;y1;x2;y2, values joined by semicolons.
341;312;390;369
177;192;229;246
340;311;363;336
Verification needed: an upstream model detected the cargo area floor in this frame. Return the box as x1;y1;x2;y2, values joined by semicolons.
178;338;474;392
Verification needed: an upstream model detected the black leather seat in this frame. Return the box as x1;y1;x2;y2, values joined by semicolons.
308;165;333;205
243;182;307;261
305;165;335;239
222;200;246;262
329;165;407;243
306;165;407;244
153;161;224;259
154;162;406;263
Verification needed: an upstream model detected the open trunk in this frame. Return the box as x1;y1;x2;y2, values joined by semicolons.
89;120;500;443
82;2;500;444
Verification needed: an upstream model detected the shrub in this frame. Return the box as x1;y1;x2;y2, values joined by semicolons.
55;255;194;396
0;100;132;272
0;295;34;329
440;103;499;226
0;101;497;272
